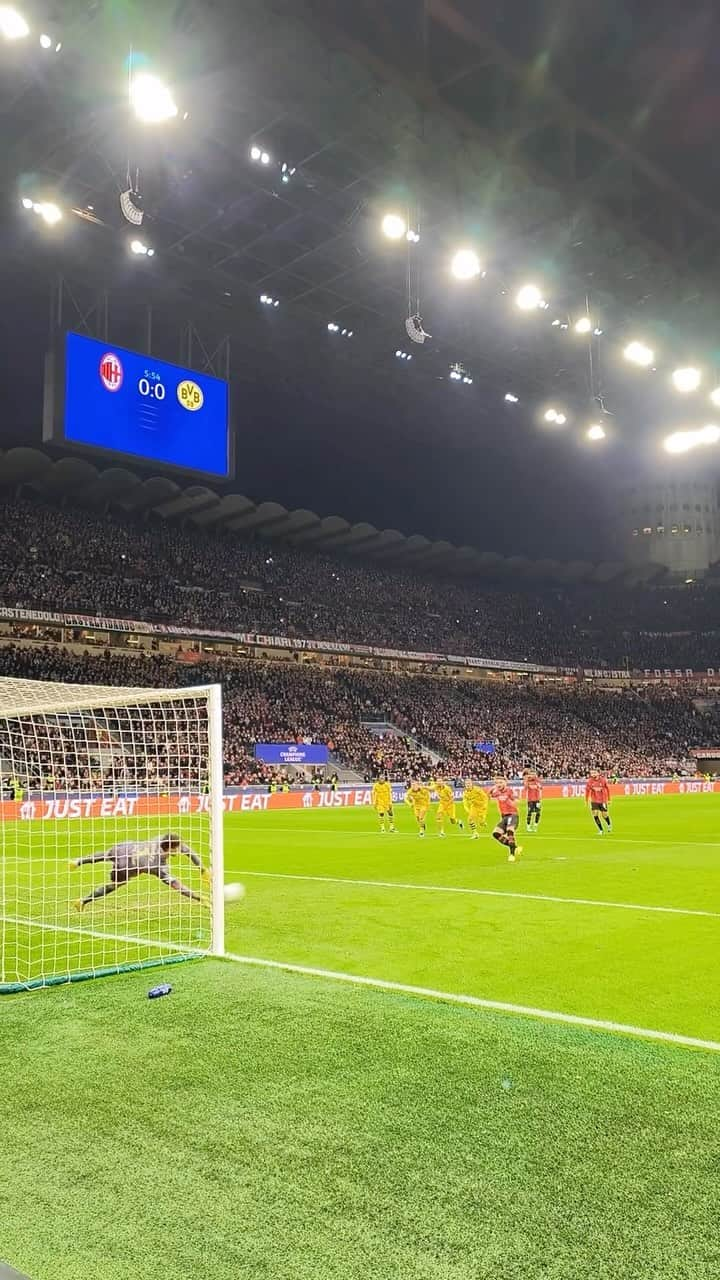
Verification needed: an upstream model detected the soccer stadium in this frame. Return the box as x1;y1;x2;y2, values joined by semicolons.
2;3;720;1277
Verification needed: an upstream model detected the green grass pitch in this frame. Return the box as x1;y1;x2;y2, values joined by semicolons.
2;794;720;1279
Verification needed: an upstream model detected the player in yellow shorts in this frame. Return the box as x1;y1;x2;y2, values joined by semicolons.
463;779;489;840
432;777;464;838
371;775;395;833
405;778;431;837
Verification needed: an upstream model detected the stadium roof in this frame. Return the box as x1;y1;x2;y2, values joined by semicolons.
0;446;660;587
3;0;720;433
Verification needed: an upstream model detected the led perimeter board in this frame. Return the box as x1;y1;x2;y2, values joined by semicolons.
44;332;232;479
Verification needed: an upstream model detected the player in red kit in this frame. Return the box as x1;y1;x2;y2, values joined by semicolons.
489;779;523;862
585;771;612;834
523;771;542;833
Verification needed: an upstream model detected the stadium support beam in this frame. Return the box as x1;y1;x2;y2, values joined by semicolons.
425;0;720;256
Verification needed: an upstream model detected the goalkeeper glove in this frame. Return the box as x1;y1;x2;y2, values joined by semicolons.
68;859;78;871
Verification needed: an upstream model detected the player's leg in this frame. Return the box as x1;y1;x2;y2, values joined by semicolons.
387;805;396;833
591;803;604;833
417;806;427;837
70;851;111;868
533;803;541;829
602;805;612;831
526;804;532;833
437;807;447;838
75;867;132;911
376;807;386;834
155;865;207;905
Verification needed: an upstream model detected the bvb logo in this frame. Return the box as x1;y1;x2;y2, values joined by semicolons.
177;379;204;411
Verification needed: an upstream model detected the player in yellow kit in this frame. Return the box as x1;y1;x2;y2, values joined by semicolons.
432;777;464;838
405;778;431;837
371;775;395;833
463;779;489;841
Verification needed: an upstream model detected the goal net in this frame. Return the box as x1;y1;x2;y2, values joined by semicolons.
0;677;224;993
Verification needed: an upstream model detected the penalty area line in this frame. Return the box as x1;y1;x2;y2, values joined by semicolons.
232;869;720;921
223;951;720;1053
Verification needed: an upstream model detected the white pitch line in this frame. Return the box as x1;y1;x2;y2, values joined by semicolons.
230;825;720;848
223;951;720;1053
232;868;720;921
1;914;202;954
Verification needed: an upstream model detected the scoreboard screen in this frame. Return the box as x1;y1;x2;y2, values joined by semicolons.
44;332;232;479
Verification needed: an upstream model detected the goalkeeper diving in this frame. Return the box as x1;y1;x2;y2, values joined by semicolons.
70;832;210;911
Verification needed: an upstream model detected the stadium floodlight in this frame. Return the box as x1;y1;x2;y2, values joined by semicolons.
0;676;225;992
21;197;32;210
543;408;558;423
39;32;51;48
130;73;178;124
505;393;519;403
250;145;262;161
0;6;29;38
661;427;719;454
406;228;420;244
594;327;603;336
587;424;606;440
260;151;270;165
449;369;462;381
382;213;406;240
130;238;154;257
555;413;567;425
624;340;654;367
451;248;481;280
709;388;720;407
672;366;701;393
699;424;720;444
574;317;592;334
516;284;543;310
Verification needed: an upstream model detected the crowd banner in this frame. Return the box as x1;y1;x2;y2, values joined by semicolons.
3;778;718;822
1;604;716;679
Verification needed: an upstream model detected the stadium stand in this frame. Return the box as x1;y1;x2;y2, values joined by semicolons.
0;494;719;670
0;644;715;787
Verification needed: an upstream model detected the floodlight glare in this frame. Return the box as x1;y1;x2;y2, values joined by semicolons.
587;424;606;440
664;431;695;454
699;424;720;444
543;409;558;423
21;197;32;210
505;393;519;403
624;340;654;367
130;73;178;124
672;366;701;393
382;213;406;240
710;388;720;407
574;317;592;334
516;284;542;310
130;238;151;256
451;249;481;280
555;413;567;425
250;145;262;161
260;151;270;165
36;201;62;225
39;32;52;48
0;6;29;39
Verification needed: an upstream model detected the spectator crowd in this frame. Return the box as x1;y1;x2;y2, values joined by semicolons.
0;495;719;670
0;643;716;789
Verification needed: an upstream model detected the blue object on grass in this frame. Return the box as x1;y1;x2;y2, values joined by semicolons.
148;983;173;999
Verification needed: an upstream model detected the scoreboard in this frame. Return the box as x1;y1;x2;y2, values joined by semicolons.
44;332;232;479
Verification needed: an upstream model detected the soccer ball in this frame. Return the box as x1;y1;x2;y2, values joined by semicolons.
223;882;246;903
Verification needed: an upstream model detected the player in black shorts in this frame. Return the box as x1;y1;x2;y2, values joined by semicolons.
70;833;209;910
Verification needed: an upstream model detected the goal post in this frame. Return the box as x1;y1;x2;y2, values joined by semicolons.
0;676;225;993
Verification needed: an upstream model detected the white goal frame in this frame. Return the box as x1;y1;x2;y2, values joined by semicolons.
0;677;225;993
